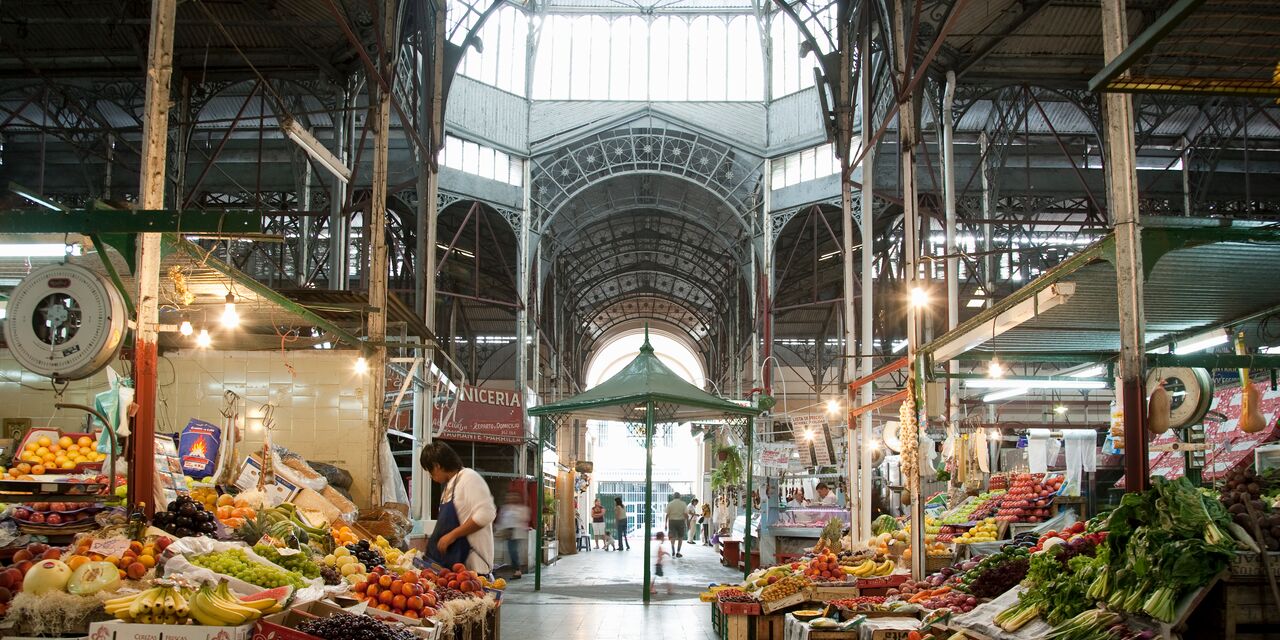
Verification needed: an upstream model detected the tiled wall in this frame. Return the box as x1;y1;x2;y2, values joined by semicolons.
0;350;373;506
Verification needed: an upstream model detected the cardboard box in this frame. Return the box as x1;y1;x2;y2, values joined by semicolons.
255;599;437;640
86;620;254;640
253;600;349;640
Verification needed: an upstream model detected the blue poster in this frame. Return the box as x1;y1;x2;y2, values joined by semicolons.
178;418;222;478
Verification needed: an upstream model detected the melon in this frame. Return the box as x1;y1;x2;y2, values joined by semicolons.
242;585;293;605
23;559;71;594
67;561;122;595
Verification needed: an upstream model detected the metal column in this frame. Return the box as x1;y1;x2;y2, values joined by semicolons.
642;401;655;603
366;0;394;506
534;417;546;590
1101;0;1149;491
130;0;177;515
329;86;351;290
857;22;876;543
943;71;960;432
893;0;925;579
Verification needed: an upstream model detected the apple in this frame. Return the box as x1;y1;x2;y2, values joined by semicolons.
45;514;63;526
13;508;32;520
30;503;50;512
27;513;45;524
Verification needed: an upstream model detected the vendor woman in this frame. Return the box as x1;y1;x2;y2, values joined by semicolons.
421;441;497;573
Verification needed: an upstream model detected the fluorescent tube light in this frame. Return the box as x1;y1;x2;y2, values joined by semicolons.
983;388;1027;402
1172;331;1229;355
0;243;81;258
965;378;1107;390
966;298;985;308
282;117;351;184
8;183;66;211
1069;365;1106;378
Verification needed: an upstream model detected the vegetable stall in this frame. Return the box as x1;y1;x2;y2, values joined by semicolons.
699;222;1280;640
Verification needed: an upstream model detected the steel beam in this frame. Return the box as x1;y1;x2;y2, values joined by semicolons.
1089;0;1209;93
131;0;177;517
0;208;265;234
1101;0;1149;492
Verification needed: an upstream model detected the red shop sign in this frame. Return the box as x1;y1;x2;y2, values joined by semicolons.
434;384;526;444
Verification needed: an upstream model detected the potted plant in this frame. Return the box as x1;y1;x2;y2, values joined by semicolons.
711;446;743;491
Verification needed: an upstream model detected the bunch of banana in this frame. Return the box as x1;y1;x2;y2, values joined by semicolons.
189;580;276;626
846;556;896;577
103;585;191;624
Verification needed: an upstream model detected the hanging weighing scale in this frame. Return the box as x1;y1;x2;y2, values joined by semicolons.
5;263;127;381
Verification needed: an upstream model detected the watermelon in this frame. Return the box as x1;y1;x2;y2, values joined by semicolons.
243;585;294;605
872;514;899;535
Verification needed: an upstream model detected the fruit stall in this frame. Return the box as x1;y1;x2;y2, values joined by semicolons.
0;447;506;640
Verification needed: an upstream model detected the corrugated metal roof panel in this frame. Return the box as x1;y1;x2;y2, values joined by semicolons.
935;226;1280;356
768;88;826;153
528;101;766;153
445;76;529;153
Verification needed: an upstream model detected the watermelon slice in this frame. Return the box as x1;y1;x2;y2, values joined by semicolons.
243;584;294;606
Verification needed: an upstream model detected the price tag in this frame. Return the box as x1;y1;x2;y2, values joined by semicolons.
89;538;131;558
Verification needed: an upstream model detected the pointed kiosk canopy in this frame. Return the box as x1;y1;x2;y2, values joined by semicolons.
528;330;761;423
526;327;762;603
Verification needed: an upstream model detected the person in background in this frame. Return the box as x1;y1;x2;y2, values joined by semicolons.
786;488;805;507
685;498;700;543
809;482;839;507
699;501;712;545
420;442;496;574
651;531;672;595
496;491;530;579
665;492;688;557
591;499;607;549
613;497;630;551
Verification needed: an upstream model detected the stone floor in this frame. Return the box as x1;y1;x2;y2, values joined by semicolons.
498;536;742;639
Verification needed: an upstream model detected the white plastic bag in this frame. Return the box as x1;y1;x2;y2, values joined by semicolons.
161;536;325;601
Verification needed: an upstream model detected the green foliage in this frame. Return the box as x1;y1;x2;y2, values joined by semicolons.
711;445;743;491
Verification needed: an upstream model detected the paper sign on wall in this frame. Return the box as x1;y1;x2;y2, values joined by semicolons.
760;443;794;469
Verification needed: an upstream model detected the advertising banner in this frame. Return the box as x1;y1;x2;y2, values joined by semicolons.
434;384;525;444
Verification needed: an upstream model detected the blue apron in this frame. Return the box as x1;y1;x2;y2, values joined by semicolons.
427;475;472;569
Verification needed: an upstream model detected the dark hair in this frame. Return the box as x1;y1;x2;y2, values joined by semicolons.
419;441;463;473
655;531;666;540
816;482;829;491
614;497;624;506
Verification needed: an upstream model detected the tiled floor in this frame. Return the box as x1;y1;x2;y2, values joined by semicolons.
499;537;742;639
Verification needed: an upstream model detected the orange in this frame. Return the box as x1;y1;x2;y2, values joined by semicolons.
24;442;37;452
16;463;31;475
77;436;92;447
35;447;49;457
138;555;156;568
36;437;51;448
48;444;61;454
60;460;75;470
217;506;233;519
67;556;90;570
30;465;45;476
58;436;73;448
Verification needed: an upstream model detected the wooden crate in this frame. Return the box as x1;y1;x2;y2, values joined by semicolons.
1229;552;1280;579
718;611;751;640
755;613;784;640
1223;577;1280;639
717;601;762;616
761;591;809;614
808;584;859;602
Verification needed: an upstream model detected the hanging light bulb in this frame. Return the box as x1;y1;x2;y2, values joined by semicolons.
179;317;193;336
803;428;815;442
221;292;239;328
195;328;211;348
825;399;840;415
909;286;928;308
1054;405;1069;415
988;358;1005;379
354;356;368;374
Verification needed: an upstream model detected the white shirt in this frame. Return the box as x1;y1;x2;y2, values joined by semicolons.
808;491;839;507
497;503;530;539
444;468;497;573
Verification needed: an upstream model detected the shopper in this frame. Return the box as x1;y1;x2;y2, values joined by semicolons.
420;441;496;573
685;498;700;543
591;498;607;549
496;491;530;579
665;492;688;557
699;501;712;545
614;497;630;551
651;531;672;595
